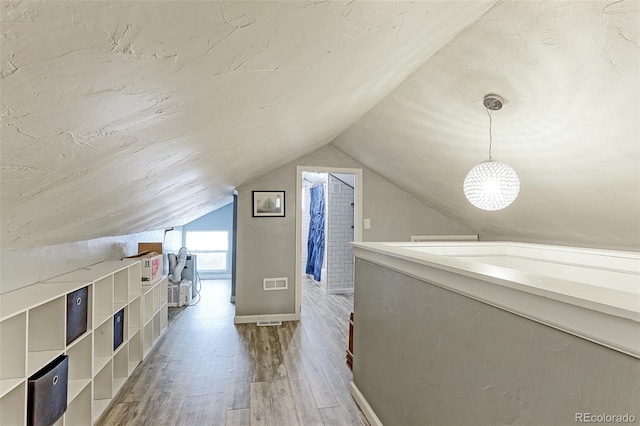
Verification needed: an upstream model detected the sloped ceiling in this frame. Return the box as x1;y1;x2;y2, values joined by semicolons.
1;0;495;250
333;0;640;249
1;1;638;252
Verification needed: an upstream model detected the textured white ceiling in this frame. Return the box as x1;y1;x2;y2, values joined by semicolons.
333;0;640;249
1;0;494;250
2;1;638;252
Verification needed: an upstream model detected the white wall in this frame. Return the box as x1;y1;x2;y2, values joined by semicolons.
0;229;179;294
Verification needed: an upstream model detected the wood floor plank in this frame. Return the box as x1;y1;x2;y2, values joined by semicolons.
252;326;280;382
97;278;369;426
99;401;140;425
320;406;358;426
227;353;251;410
278;322;308;381
296;346;340;409
176;394;227;426
121;358;178;403
316;349;369;425
269;373;301;426
281;341;308;381
250;382;275;426
290;379;326;426
226;408;251;426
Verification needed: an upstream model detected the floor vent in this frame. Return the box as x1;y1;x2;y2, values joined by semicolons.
257;321;282;327
263;277;288;291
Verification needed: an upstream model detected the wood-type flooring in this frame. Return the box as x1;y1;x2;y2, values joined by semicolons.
97;277;369;426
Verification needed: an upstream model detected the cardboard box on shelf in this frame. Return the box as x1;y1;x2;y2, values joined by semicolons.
138;242;169;276
125;251;163;283
138;242;163;254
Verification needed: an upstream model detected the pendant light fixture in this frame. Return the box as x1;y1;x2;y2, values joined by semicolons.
463;94;520;211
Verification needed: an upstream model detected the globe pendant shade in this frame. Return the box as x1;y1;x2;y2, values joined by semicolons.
463;160;520;211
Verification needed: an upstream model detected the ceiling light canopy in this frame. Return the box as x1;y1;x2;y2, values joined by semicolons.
463;94;520;211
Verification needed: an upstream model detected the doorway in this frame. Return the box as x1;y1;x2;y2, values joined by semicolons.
294;166;363;316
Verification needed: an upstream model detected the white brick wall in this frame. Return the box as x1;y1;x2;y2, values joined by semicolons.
327;174;354;293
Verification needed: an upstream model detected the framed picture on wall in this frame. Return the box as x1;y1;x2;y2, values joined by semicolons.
252;191;285;217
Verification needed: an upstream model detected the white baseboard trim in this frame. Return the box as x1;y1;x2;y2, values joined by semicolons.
350;381;383;426
233;313;299;324
327;287;354;295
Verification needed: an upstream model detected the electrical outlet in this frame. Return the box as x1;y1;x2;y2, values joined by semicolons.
364;218;371;229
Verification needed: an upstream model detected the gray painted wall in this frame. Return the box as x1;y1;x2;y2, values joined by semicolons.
235;144;472;317
353;259;640;425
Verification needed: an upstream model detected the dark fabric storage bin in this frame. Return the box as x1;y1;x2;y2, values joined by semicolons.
66;286;88;345
114;308;124;350
27;355;69;426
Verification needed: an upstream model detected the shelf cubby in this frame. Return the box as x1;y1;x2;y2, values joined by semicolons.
160;303;168;335
113;342;129;395
0;312;26;383
0;381;25;426
69;379;92;409
93;360;113;400
65;382;92;425
114;269;129;306
27;350;65;378
143;288;154;324
113;301;127;315
28;296;64;353
67;332;92;403
0;377;22;400
128;297;141;337
128;267;142;302
94;276;114;317
93;360;113;423
160;281;168;304
122;306;130;345
153;287;162;315
128;330;143;375
143;322;153;359
153;314;161;343
93;318;113;375
27;296;65;377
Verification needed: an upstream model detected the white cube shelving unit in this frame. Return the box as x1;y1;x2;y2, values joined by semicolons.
0;260;168;425
141;277;169;360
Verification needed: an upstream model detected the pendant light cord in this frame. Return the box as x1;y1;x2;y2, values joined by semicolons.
487;108;493;160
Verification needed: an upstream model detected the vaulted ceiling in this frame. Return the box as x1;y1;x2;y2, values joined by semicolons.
332;0;640;249
1;0;638;251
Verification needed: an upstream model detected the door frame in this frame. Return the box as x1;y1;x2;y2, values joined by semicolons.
230;190;238;303
295;165;363;316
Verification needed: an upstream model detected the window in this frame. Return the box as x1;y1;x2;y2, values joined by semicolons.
185;231;229;272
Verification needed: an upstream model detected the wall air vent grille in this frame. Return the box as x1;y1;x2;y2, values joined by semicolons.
257;321;283;326
263;277;288;291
